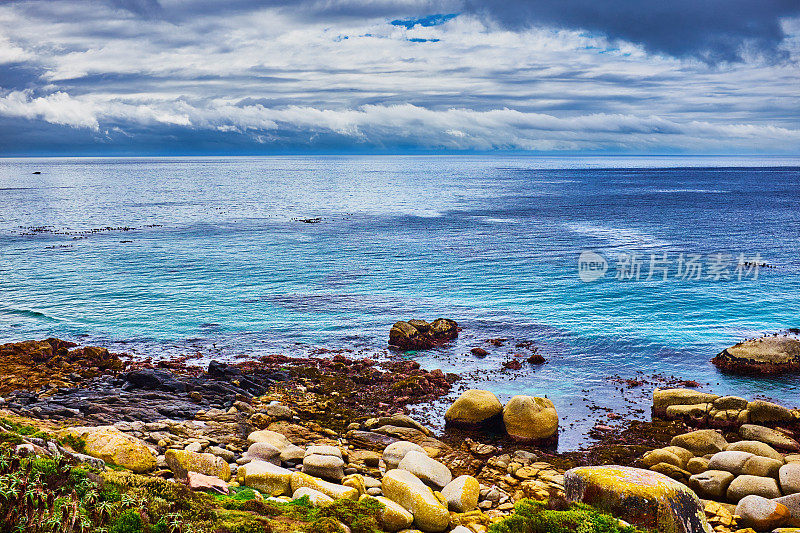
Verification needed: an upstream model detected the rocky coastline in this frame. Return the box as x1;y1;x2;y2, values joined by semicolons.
1;333;799;533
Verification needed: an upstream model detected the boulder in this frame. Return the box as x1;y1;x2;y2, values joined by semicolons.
290;472;358;500
302;448;345;481
748;401;795;425
383;441;426;470
712;336;800;375
398;450;452;489
742;455;783;478
373;415;433;437
670;430;728;456
774;493;800;528
780;464;800;495
237;460;293;496
444;390;502;426
708;451;754;474
713;396;749;410
293;487;334;506
663;446;695;466
381;469;450;532
653;388;719;415
727;475;782;502
359;494;414;531
165;449;231;481
247;429;305;462
564;466;712;533
727;441;785;462
245;442;281;465
59;426;155;473
389;318;458;351
735;495;790;530
689;470;735;499
187;472;229;495
502;395;558;442
666;404;710;419
740;424;800;452
441;475;480;512
687;457;711;475
641;449;684;469
650;463;691;483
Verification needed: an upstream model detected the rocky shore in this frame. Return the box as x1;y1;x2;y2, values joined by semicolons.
1;336;799;533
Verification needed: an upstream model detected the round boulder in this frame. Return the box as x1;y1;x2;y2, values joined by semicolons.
727;474;782;502
688;470;734;499
670;430;728;456
735;495;791;530
383;441;426;471
445;389;502;426
441;475;480;512
780;463;800;495
564;466;712;533
502;395;558;442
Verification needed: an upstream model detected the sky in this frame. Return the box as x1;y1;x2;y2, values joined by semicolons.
0;0;799;155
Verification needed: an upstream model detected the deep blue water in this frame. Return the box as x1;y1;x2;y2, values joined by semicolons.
1;155;799;449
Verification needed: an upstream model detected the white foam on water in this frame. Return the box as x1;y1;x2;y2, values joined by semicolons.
563;221;670;249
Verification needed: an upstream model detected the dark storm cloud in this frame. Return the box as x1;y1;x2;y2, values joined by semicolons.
464;0;800;63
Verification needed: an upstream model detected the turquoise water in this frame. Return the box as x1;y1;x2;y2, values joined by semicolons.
1;155;798;448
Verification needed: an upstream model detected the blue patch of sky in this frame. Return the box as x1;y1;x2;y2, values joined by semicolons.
408;38;440;43
389;13;458;30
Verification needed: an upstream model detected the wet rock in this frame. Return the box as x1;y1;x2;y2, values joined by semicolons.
727;441;785;462
470;348;488;357
398;450;452;489
727;475;782;502
564;466;712;533
389;318;458;351
165;449;231;481
441;475;480;512
670;430;728;456
689;470;734;499
740;424;800;452
502;395;558;442
735;495;790;530
187;471;229;495
712;336;800;375
445;390;502;427
122;369;188;392
60;426;155;473
384;441;426;470
382;469;450;532
780;464;800;495
237;460;293;496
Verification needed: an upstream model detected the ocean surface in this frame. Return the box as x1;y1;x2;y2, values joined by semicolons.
1;155;799;450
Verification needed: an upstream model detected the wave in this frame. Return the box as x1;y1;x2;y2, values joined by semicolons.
563;221;669;248
0;306;59;322
652;188;727;193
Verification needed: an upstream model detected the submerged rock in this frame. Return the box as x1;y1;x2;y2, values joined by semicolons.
564;465;712;533
712;335;800;374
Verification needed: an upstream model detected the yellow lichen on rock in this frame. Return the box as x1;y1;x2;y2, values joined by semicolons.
382;469;450;532
237;460;293;495
165;449;231;481
360;494;415;531
502;395;558;441
60;426;156;473
291;472;358;500
564;465;713;533
444;390;502;425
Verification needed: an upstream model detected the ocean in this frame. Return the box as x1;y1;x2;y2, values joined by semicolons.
1;155;798;449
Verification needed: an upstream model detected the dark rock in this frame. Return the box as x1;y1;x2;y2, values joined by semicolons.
470;347;489;357
389;318;458;350
123;369;188;392
712;335;800;374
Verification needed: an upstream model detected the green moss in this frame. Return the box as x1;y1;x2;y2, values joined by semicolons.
307;497;383;533
60;432;87;453
109;510;144;533
0;431;24;445
0;416;50;440
214;510;271;533
488;499;650;533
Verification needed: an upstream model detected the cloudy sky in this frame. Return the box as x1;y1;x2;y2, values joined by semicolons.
1;0;799;155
